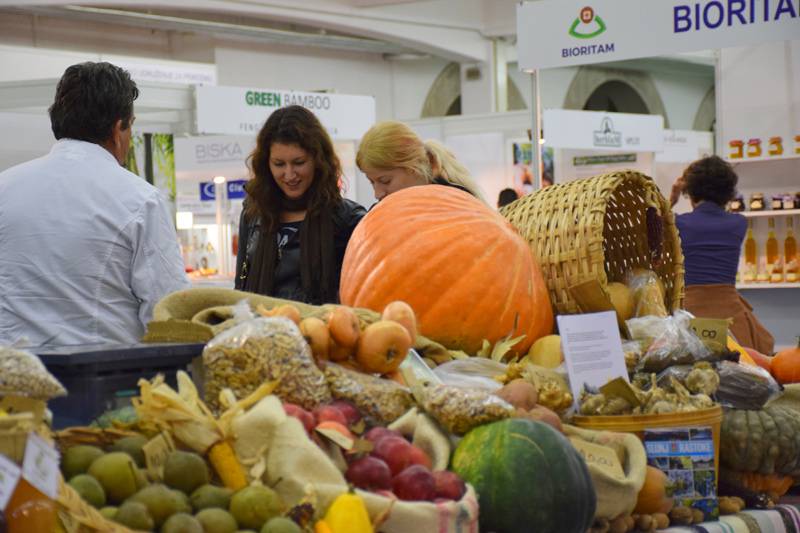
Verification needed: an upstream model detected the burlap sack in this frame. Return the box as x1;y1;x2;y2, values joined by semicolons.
563;424;647;520
230;395;478;533
144;287;453;364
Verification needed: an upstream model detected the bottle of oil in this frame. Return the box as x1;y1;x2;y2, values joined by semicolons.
767;217;782;283
743;219;757;282
785;217;798;283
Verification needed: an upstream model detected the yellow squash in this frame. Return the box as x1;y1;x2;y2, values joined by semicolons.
318;492;373;533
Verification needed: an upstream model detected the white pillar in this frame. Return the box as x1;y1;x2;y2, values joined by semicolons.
459;41;496;115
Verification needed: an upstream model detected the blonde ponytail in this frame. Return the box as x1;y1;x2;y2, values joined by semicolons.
424;140;486;203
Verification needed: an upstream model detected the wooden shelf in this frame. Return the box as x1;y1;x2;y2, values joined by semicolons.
741;209;800;218
736;282;800;289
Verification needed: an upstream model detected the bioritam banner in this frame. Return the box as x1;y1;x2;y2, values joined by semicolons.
517;0;799;70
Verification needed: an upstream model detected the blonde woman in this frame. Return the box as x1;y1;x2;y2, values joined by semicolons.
356;121;486;203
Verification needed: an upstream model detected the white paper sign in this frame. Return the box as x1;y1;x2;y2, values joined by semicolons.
195;86;376;140
517;0;800;71
0;453;22;511
544;109;664;152
21;433;60;500
557;311;629;408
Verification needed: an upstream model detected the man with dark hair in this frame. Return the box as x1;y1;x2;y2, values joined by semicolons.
0;62;188;346
497;188;519;208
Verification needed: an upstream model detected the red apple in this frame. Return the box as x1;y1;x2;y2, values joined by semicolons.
364;427;402;445
406;445;432;470
392;465;436;502
283;403;315;434
432;470;466;500
329;400;362;426
345;456;392;491
313;405;348;426
371;436;412;476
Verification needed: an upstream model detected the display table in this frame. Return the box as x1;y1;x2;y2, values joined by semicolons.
664;505;800;533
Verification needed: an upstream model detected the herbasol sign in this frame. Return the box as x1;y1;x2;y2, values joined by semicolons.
517;0;798;70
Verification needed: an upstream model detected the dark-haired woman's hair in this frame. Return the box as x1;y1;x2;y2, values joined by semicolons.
243;105;343;303
245;105;342;230
49;62;138;143
683;155;738;206
497;188;519;208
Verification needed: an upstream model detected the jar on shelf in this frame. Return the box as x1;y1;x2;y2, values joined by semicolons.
782;194;795;210
749;193;765;211
728;195;745;212
771;195;784;210
794;192;800;209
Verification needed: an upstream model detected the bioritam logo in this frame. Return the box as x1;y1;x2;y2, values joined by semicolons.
563;6;615;59
593;117;622;148
569;6;607;38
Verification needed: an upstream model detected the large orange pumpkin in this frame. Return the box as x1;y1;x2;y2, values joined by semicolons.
339;185;553;355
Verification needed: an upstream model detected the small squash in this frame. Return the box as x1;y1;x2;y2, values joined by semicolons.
633;466;674;515
328;306;360;349
381;300;418;340
355;320;411;374
770;338;800;384
300;317;330;361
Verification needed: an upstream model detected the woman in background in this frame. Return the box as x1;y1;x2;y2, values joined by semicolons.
356;121;485;203
671;155;774;354
235;105;366;304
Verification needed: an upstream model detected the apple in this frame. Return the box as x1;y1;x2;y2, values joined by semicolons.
371;436;412;476
345;456;393;491
329;400;362;426
432;470;466;500
364;427;402;444
283;403;315;434
313;405;348;426
392;465;436;502
405;445;432;470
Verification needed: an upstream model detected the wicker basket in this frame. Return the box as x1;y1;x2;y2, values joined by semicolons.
501;170;684;315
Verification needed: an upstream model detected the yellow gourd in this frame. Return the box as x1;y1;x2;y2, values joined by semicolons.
318;492;373;533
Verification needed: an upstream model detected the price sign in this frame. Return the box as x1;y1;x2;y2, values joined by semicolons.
568;438;625;480
21;432;60;499
143;433;175;481
0;453;22;511
689;318;729;348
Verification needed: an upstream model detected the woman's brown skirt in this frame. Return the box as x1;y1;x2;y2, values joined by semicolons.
684;284;775;354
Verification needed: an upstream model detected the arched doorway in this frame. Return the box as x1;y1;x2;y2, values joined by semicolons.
583;80;650;114
421;62;530;117
564;66;670;127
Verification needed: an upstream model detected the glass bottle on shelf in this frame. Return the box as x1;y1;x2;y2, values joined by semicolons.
785;217;798;283
766;217;782;283
743;219;758;283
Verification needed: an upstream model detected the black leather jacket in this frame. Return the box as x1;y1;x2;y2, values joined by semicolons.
234;199;366;303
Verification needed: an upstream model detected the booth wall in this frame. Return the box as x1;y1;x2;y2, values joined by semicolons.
717;40;800;351
214;44;447;121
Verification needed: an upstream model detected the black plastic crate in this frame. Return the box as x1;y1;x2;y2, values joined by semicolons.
36;343;204;429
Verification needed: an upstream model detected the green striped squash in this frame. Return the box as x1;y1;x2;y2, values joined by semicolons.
452;418;596;533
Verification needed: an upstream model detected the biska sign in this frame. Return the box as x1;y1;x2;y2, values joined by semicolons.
195;85;376;140
517;0;799;70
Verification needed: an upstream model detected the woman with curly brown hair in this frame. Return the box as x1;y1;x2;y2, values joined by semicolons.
671;155;774;354
235;105;366;304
